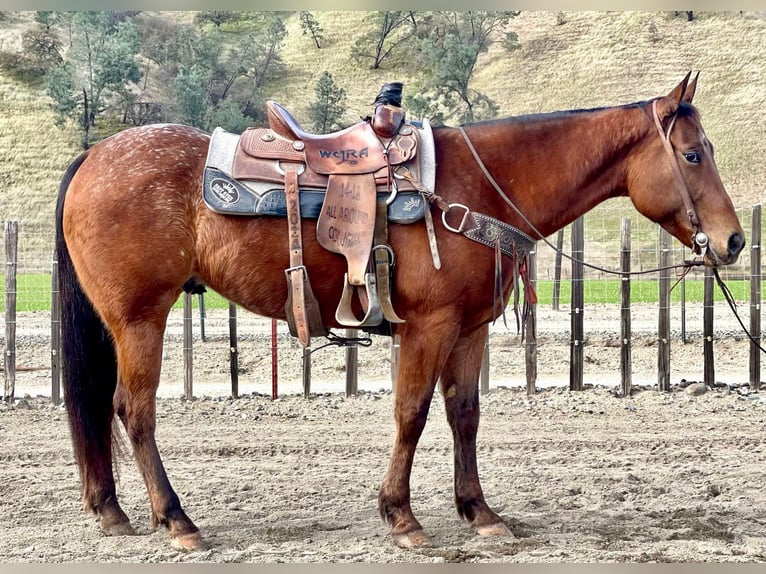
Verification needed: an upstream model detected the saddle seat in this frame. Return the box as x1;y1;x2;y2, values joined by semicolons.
267;100;350;142
232;101;420;188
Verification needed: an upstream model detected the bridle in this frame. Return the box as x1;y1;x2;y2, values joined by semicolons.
651;99;709;258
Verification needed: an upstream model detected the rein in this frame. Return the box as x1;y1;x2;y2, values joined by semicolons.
713;269;766;355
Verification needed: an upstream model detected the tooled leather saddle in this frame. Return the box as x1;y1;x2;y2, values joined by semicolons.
202;82;436;347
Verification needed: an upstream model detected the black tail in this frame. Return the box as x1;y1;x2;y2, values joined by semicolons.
55;152;120;496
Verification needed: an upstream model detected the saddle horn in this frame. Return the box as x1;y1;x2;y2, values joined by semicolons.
371;82;405;139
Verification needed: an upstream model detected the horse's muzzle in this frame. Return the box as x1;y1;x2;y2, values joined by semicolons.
705;231;746;267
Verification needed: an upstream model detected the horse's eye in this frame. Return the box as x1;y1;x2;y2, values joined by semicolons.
684;151;701;164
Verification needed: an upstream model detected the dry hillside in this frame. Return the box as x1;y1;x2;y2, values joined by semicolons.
1;10;765;258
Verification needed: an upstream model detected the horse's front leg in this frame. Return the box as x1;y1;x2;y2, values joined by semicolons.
439;323;511;538
378;314;460;548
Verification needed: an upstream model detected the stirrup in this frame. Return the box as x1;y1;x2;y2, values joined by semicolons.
335;272;383;328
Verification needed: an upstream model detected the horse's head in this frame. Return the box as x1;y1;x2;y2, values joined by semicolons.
628;72;745;266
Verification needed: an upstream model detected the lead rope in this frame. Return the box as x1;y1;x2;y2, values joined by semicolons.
713;269;766;355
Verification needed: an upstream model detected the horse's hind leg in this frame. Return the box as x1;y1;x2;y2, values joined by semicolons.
439;323;511;538
111;320;203;550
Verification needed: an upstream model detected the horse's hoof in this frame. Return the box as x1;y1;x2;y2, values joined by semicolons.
101;516;136;536
392;529;432;548
102;521;136;536
475;521;513;538
170;531;207;551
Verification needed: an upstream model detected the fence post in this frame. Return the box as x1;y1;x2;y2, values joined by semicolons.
183;292;193;400
570;218;584;391
552;229;564;311
480;333;489;395
680;260;687;344
272;319;279;400
750;204;762;391
657;228;671;392
620;218;632;397
4;221;18;403
228;302;238;398
390;333;400;394
302;346;311;399
51;255;61;405
198;293;207;342
703;267;715;387
525;247;537;396
345;329;358;397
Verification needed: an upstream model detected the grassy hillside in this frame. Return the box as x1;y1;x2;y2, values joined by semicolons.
1;10;765;269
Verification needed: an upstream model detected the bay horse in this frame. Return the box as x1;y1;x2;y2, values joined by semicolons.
55;73;744;550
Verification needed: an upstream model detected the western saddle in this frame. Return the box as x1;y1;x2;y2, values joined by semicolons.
220;82;431;347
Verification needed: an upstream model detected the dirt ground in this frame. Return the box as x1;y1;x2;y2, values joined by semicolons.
2;303;766;563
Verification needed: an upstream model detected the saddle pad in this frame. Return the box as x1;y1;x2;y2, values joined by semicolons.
203;167;425;223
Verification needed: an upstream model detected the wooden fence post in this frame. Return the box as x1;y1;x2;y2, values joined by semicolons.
183;292;193;399
228;302;238;399
302;346;311;399
525;247;538;396
657;228;671;392
51;255;61;405
552;229;564;311
703;267;715;387
570;218;584;391
346;329;358;397
480;334;489;395
680;264;687;344
198;293;206;342
271;319;279;400
390;334;400;394
620;218;632;397
750;204;762;391
4;220;18;403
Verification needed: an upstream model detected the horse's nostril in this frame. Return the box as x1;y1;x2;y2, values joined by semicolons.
728;232;746;257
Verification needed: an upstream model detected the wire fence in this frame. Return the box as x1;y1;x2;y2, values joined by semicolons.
2;201;763;401
2;203;759;311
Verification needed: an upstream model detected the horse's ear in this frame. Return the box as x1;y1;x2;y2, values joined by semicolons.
655;71;692;122
682;71;699;104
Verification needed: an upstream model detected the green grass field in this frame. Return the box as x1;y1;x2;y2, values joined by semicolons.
0;273;751;313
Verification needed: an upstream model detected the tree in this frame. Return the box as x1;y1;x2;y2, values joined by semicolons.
414;11;517;124
44;12;141;148
403;91;446;126
307;71;346;134
0;23;62;83
193;11;237;28
45;62;77;125
352;11;417;69
299;11;323;49
673;11;694;21
503;30;521;52
208;98;251;133
174;64;208;128
250;13;287;89
22;24;63;70
165;13;286;130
